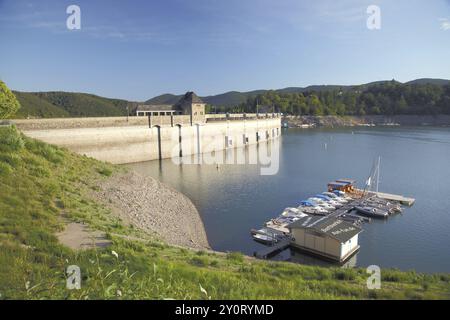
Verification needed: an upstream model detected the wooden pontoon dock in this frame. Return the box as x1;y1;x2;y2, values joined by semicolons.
369;191;415;206
254;240;290;259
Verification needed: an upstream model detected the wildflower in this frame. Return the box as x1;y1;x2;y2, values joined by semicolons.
112;250;119;259
25;281;30;290
116;289;122;297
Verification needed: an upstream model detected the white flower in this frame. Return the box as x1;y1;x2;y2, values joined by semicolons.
116;289;122;297
25;281;30;290
111;250;119;259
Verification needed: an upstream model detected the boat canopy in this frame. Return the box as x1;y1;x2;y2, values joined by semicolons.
328;181;349;187
315;194;331;200
336;179;356;185
300;200;315;207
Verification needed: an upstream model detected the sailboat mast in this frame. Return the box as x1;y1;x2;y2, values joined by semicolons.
376;156;381;193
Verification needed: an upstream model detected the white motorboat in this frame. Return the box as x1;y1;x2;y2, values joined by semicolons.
322;192;348;203
281;207;308;218
308;198;336;210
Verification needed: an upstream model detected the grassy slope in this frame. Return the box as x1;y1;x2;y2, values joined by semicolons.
12;91;129;118
0;126;449;300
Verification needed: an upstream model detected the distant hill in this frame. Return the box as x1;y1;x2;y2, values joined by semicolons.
144;93;182;105
12;78;450;118
147;80;450;108
405;78;450;86
13;91;131;118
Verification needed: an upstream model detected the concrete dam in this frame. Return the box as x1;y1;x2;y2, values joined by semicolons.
14;114;282;165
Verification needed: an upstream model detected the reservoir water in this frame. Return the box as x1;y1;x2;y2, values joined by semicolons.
128;126;450;273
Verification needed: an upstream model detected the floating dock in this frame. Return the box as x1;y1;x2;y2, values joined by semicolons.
252;178;416;263
254;240;290;259
369;191;415;206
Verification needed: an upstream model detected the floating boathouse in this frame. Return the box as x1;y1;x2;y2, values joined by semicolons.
288;216;362;263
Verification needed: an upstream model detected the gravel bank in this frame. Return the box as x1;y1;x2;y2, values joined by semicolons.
94;171;210;250
283;115;450;128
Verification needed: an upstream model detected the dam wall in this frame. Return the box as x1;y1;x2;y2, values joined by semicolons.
15;116;281;164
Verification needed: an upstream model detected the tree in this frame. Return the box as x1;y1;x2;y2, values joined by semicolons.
0;81;20;119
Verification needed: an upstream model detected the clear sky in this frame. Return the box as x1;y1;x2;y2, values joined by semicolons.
0;0;449;101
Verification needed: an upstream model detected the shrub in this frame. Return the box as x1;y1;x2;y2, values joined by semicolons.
333;269;357;281
0;161;13;175
226;251;244;263
0;126;24;153
210;260;219;267
0;153;21;168
0;81;21;119
190;256;209;267
97;167;113;176
25;139;64;164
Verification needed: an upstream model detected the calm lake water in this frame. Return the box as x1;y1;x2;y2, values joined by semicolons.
128;126;450;273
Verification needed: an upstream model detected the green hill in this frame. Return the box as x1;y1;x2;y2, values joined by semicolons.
10;78;450;117
12;91;70;118
1;125;449;299
144;93;182;105
406;78;450;86
146;79;450;109
12;91;131;118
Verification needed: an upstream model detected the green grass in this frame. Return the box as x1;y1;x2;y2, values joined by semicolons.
0;125;449;299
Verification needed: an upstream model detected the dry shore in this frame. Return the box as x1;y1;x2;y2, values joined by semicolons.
284;114;450;128
94;170;210;250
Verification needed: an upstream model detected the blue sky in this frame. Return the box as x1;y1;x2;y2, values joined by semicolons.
0;0;449;101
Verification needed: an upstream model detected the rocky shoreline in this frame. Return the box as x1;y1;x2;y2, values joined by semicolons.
94;170;210;250
284;115;450;128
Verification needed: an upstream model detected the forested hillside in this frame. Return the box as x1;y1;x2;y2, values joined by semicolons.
235;81;450;116
11;79;450;118
12;91;130;118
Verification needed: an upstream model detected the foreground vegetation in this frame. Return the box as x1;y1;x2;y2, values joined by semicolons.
0;126;449;299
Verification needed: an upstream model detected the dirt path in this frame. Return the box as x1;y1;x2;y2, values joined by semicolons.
56;222;112;250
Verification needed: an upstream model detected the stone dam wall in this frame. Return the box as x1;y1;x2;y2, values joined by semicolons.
14;116;281;164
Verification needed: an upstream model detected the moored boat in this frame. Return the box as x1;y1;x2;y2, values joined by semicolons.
355;206;389;219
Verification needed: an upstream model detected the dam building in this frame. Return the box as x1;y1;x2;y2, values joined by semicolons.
288;216;362;263
134;92;206;125
14;91;282;164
